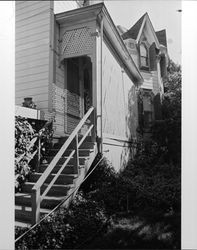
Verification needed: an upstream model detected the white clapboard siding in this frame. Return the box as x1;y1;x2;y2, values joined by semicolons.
54;1;79;14
16;1;49;16
16;25;50;41
140;71;154;90
15;1;51;111
16;72;49;84
102;41;138;140
16;54;49;66
16;86;48;97
16;45;49;58
16;57;49;72
16;12;48;30
16;81;49;91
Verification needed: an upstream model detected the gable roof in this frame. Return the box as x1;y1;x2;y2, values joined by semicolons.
122;13;146;40
122;13;160;49
156;29;167;47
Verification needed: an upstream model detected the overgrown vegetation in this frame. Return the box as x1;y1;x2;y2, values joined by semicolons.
15;116;36;192
15;116;53;192
15;192;108;249
15;60;181;249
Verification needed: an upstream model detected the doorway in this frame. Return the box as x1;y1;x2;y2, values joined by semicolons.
65;56;92;133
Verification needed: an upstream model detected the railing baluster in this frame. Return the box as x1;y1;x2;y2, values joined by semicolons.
31;107;95;225
31;188;41;225
73;134;79;174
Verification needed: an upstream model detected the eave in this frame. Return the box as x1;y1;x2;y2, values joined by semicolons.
56;3;143;86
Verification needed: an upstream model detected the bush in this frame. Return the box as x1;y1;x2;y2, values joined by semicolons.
15;192;108;249
15;116;36;192
15;117;53;192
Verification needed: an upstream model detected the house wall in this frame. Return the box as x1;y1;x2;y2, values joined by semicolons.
54;1;79;14
101;41;138;171
15;1;52;114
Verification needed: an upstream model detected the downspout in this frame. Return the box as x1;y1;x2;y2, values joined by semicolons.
100;15;103;154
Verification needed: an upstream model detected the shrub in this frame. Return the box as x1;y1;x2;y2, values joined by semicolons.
15;117;54;192
15;116;36;192
15;192;108;249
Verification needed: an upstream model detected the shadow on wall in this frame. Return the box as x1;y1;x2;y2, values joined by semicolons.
120;85;138;171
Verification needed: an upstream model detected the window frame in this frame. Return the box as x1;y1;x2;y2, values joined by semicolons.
139;43;149;70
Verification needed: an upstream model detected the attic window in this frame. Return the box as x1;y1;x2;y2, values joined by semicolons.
140;43;149;69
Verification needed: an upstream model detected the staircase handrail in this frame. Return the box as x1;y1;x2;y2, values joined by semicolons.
32;106;94;192
31;107;95;224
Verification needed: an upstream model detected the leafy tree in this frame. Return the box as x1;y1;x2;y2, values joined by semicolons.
152;59;181;164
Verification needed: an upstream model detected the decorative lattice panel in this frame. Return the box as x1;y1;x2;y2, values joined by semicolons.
61;27;94;57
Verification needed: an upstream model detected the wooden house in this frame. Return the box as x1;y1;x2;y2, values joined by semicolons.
119;13;168;137
15;1;168;226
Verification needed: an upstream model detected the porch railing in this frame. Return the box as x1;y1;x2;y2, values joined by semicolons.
31;107;95;224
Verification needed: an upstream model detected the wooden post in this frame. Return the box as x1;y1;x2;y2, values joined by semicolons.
73;134;79;174
90;108;95;142
31;188;40;225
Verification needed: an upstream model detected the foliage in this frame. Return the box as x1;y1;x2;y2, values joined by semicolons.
15;116;36;192
15;117;53;192
15;192;108;249
152;59;181;164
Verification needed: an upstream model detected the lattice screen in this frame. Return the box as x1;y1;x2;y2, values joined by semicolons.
61;27;94;57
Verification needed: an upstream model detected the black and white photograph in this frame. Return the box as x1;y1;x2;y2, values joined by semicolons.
0;0;197;249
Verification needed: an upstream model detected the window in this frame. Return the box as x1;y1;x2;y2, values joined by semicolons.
140;43;149;69
143;95;152;128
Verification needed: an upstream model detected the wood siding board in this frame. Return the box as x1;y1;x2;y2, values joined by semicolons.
16;27;50;41
16;18;50;35
16;31;50;47
16;82;49;91
16;43;49;57
102;42;138;140
15;12;49;28
16;66;49;78
16;58;49;71
16;3;50;20
16;54;49;65
15;1;51;115
16;39;49;52
16;73;48;84
15;87;49;97
16;1;49;15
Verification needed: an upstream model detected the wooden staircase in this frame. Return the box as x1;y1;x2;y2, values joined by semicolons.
15;107;97;227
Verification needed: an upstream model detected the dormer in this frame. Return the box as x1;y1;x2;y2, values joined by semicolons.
122;13;168;73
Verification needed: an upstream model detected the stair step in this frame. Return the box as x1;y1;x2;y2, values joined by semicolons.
48;148;92;157
44;156;87;165
29;173;77;185
15;205;50;224
39;164;83;174
22;182;74;196
15;220;31;228
53;141;94;150
58;135;92;145
15;193;66;209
